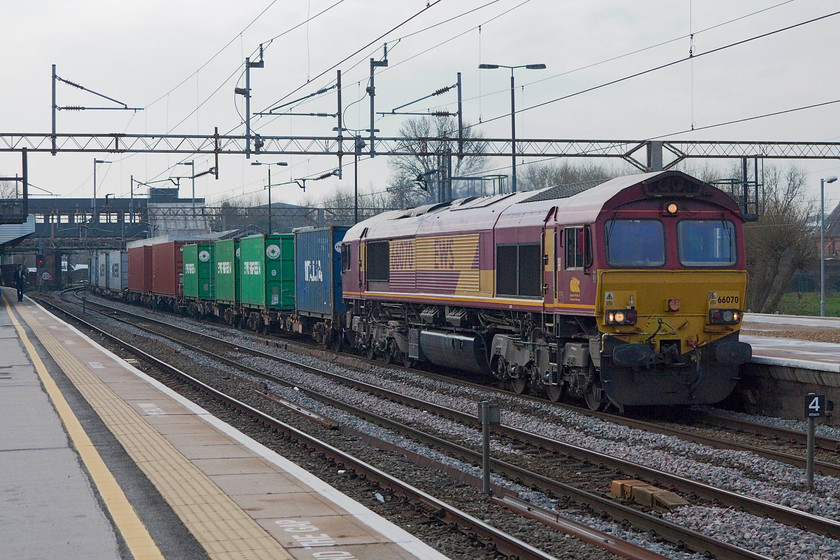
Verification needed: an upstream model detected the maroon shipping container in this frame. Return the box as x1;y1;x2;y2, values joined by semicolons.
127;245;153;292
151;241;185;297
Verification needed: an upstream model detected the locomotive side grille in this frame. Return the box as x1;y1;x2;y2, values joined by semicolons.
415;234;480;294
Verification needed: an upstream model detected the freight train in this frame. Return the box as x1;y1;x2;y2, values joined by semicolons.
89;170;751;412
341;170;751;412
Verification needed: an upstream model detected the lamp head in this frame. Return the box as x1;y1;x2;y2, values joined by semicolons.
525;64;546;70
478;64;500;69
825;176;838;184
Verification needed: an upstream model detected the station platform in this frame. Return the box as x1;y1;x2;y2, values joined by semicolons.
0;287;448;560
733;313;840;419
741;312;840;372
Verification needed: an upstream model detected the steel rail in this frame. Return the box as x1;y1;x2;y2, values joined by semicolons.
39;296;562;560
51;297;781;558
64;296;840;541
687;411;840;452
46;296;767;560
579;410;840;477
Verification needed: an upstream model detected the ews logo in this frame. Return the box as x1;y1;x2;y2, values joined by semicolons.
434;238;455;269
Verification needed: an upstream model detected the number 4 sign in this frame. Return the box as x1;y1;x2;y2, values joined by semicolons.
805;394;826;418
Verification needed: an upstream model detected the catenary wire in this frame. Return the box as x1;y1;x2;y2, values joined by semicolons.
257;0;445;115
144;0;281;110
466;10;840;134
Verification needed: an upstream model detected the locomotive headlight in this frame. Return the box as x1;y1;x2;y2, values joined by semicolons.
709;309;741;325
606;309;637;325
664;202;679;215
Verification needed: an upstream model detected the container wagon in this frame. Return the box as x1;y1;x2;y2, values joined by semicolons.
96;251;109;290
292;226;349;345
237;234;294;332
88;253;100;289
211;238;239;324
151;241;185;305
107;250;128;295
182;242;215;316
126;244;153;303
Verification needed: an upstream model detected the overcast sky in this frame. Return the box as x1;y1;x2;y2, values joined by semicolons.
3;0;840;210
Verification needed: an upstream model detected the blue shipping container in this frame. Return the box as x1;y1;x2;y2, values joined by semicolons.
294;226;349;318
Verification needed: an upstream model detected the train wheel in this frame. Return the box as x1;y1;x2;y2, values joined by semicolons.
384;340;397;364
509;377;528;394
545;385;564;403
584;381;607;411
402;354;415;368
365;344;376;360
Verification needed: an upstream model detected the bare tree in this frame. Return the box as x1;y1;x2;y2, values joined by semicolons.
388;115;487;206
744;165;815;312
518;160;618;191
1;180;18;198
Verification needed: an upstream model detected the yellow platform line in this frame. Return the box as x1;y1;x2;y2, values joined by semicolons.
2;294;164;560
11;297;293;560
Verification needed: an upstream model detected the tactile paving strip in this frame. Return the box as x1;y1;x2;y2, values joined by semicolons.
18;305;293;560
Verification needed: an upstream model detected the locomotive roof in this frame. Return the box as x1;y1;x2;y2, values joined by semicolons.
343;171;737;242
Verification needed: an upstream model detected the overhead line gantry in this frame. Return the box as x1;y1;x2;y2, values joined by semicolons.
4;132;840;172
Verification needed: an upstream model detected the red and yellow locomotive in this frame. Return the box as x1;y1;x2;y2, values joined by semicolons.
341;170;751;412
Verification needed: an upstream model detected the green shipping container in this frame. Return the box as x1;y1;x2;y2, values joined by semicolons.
214;239;239;304
238;234;294;310
183;243;215;300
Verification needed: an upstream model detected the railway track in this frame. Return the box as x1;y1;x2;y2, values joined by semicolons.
75;291;840;476
40;294;576;560
46;292;840;557
583;409;840;477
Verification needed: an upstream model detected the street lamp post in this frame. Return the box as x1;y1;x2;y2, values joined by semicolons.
93;158;111;223
478;63;546;193
820;175;838;316
251;161;288;234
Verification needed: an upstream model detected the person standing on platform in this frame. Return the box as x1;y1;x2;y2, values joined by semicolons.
15;264;26;301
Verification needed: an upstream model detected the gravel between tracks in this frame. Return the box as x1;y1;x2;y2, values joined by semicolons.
75;297;840;559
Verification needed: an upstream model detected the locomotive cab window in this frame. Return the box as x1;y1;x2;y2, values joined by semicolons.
605;219;665;267
497;244;541;298
341;244;351;273
366;240;390;281
678;220;737;267
564;227;591;269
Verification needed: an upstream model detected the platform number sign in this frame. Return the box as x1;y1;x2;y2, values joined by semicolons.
805;394;826;418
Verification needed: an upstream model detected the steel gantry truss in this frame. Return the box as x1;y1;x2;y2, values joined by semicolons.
3;132;840;172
